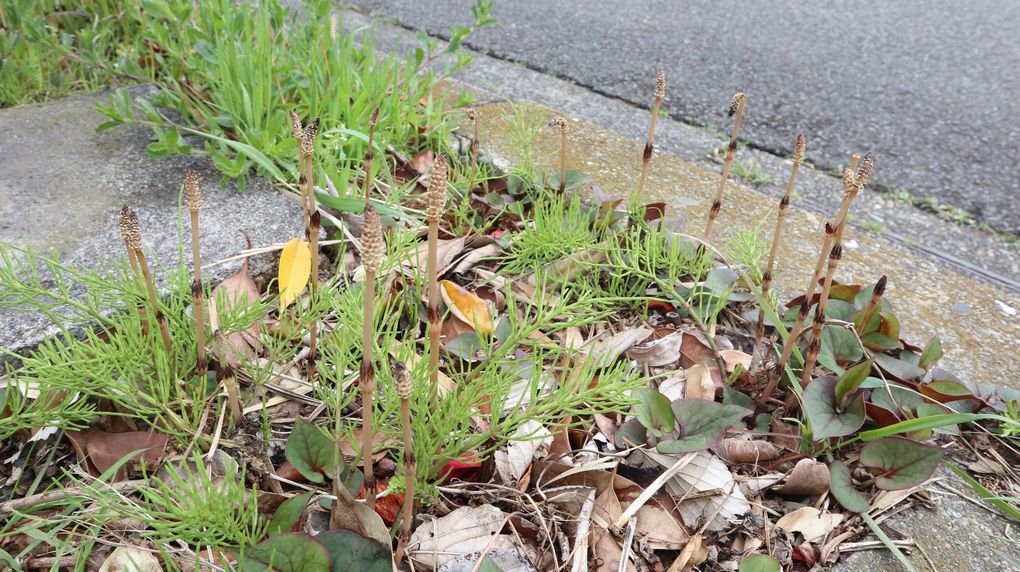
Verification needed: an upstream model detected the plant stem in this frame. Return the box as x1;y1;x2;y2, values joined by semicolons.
426;156;449;401
467;109;479;194
133;249;172;354
298;118;320;384
855;275;887;334
703;92;746;242
550;117;569;194
753;134;805;360
185;171;206;378
799;241;843;388
393;363;416;566
637;68;665;199
359;206;386;512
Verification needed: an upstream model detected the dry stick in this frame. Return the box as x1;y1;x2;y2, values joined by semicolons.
549;117;569;194
753;134;806;356
119;207;172;354
184;171;206;378
359;207;386;512
393;363;416;566
702;92;746;242
425;155;449;402
854;275;887;334
636;67;666;199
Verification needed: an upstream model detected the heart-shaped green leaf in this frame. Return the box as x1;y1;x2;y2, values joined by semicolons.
633;388;675;438
236;533;330;572
656;399;749;454
317;530;391;572
834;358;875;408
739;554;781;572
802;376;866;440
828;460;869;513
859;437;943;490
266;492;313;536
286;419;337;484
919;380;975;404
875;353;924;381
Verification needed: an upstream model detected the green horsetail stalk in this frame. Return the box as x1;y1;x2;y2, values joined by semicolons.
359;206;386;511
855;275;887;334
753;134;805;357
119;206;172;354
549;117;569;194
392;362;416;566
426;155;449;402
703;92;747;242
184;171;206;377
636;68;666;200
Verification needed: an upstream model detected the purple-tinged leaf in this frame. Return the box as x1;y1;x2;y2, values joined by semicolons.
860;437;943;490
802;376;866;440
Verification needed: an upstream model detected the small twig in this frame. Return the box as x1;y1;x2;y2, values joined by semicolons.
0;479;146;515
569;487;597;572
617;517;638;572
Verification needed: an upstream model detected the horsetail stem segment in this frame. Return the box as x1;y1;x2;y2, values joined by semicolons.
466;109;480;195
637;67;666;199
307;210;322;384
119;206;172;354
393;362;416;567
549;117;569;194
753;134;805;356
759;221;835;406
184;171;206;378
363;108;380;207
426;155;449;402
359;206;386;512
855;275;887;334
118;205;148;336
800;241;843;388
703;92;746;242
294;114;321;384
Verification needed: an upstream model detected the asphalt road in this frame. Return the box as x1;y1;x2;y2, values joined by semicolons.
347;0;1020;233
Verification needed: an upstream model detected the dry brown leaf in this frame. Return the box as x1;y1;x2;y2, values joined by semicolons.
658;375;686;401
494;421;553;486
719;349;752;373
409;505;513;570
411;149;435;174
679;330;717;367
587;326;652;367
774;506;843;543
440;280;494;335
642;450;750;531
684;363;716;400
99;546;162;572
713;437;780;465
591;525;637;572
626;330;683;367
452;242;502;274
620;493;690;550
775;458;830;497
208;253;261;367
329;477;390;546
405;237;467;277
668;533;708;572
66;429;170;479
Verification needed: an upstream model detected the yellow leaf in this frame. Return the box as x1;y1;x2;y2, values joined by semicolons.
440;280;493;335
279;237;311;309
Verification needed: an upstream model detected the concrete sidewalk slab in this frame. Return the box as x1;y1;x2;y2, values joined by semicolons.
0;88;303;364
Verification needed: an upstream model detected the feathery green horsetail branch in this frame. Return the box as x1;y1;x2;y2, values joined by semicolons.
636;68;666;199
703;92;746;242
359;206;386;512
118;206;172;354
184;171;206;378
753;134;806;356
549;117;569;194
426;155;449;402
